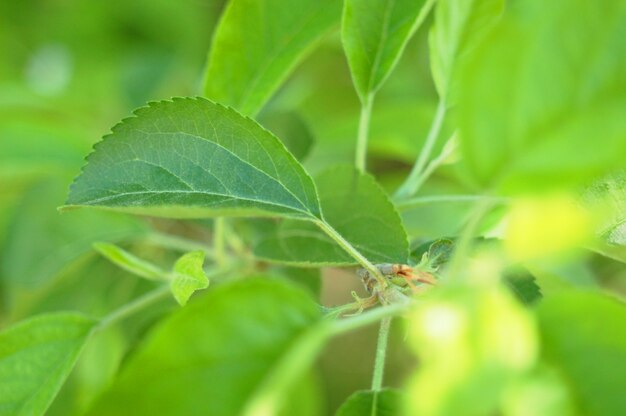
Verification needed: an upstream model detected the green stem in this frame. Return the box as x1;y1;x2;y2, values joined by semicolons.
330;302;412;336
144;232;214;257
397;194;507;211
315;219;386;287
394;100;446;199
355;94;374;172
214;217;227;267
96;284;171;331
445;197;497;280
371;317;392;391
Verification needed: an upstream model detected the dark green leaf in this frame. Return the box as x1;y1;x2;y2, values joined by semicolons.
0;313;95;416
204;0;341;115
429;0;504;98
335;388;403;416
255;165;409;265
537;291;626;416
502;267;542;305
87;278;325;416
169;251;209;306
457;0;626;192
64;98;321;220
342;0;432;100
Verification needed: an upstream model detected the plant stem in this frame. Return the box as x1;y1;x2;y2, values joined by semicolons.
397;194;508;211
214;217;227;267
371;317;392;391
96;284;172;331
144;232;214;257
394;99;446;199
330;302;412;336
315;219;386;287
355;94;374;172
445;197;497;280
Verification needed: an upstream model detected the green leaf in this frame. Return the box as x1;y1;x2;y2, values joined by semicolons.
342;0;432;101
203;0;341;116
537;291;626;416
64;98;321;220
0;313;96;416
335;388;403;416
169;251;209;306
429;0;504;98
87;278;326;416
255;165;409;265
581;170;626;246
1;178;146;289
93;242;165;281
457;0;626;192
502;267;542;306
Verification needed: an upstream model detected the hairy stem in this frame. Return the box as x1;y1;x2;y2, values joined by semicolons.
371;317;392;391
214;217;227;267
355;94;374;172
315;219;386;287
96;284;171;331
397;194;507;211
445;197;497;280
394;100;446;199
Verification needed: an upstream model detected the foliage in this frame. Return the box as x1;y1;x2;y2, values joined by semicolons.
1;0;624;415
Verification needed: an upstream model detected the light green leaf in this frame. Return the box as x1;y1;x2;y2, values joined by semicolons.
64;98;321;220
335;388;403;416
581;171;626;246
87;278;326;416
169;251;209;306
537;291;626;416
457;0;626;192
1;178;146;289
254;165;409;265
0;313;96;416
203;0;341;116
429;0;504;98
93;242;165;281
342;0;432;101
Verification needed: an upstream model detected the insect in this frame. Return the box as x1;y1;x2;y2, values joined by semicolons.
349;263;437;314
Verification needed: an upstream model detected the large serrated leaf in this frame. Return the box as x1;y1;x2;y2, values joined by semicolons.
342;0;432;101
429;0;504;99
0;313;96;416
335;388;403;416
204;0;341;116
64;98;321;220
457;0;626;192
537;291;626;416
254;165;409;265
87;278;325;416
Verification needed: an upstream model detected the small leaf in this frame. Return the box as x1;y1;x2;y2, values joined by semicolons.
87;278;324;416
427;238;455;269
580;170;626;246
335;388;403;416
429;0;504;98
64;98;321;220
169;251;209;306
502;267;542;306
537;291;626;416
93;242;165;281
0;313;96;416
204;0;341;116
342;0;433;101
457;0;626;192
255;165;409;265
